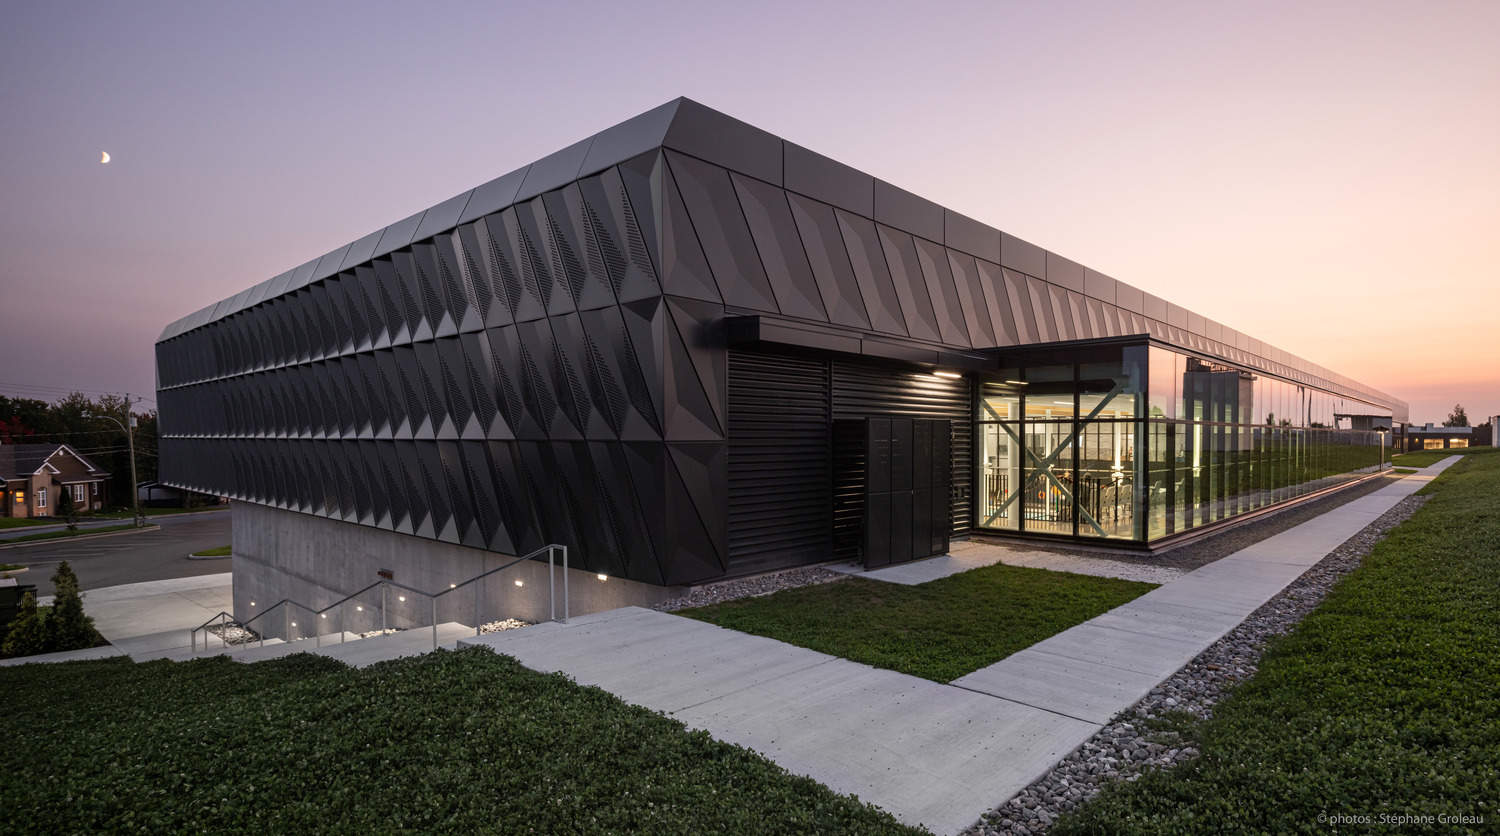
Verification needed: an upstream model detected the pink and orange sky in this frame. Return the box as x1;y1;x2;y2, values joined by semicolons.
2;1;1495;425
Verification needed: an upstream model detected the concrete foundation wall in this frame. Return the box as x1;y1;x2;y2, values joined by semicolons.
232;502;682;641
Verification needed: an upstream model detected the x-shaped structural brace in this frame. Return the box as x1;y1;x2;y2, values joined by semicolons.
981;383;1125;537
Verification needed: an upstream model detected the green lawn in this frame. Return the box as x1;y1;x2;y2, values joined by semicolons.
0;649;925;835
680;565;1157;682
1391;448;1468;468
191;545;232;557
0;518;49;530
1051;447;1500;834
0;523;154;544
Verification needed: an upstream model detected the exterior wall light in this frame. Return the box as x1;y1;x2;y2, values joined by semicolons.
398;595;405;602
250;601;255;606
597;574;607;581
356;606;363;611
514;580;524;587
290;622;296;627
320;613;326;618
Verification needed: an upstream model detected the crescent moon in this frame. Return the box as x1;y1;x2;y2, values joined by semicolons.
101;152;110;164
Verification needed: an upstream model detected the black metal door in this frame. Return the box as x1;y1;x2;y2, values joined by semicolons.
862;417;951;568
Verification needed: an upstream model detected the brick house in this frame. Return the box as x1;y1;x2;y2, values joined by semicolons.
0;444;111;518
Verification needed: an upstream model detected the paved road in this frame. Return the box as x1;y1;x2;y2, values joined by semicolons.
2;510;232;596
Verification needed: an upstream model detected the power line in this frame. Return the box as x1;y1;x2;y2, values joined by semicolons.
0;383;155;404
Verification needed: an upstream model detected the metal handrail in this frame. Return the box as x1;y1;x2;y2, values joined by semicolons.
188;543;568;654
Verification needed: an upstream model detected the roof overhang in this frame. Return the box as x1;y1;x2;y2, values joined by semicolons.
726;314;995;373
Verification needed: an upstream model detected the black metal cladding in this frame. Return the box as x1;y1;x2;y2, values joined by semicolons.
726;352;830;576
157;98;1405;587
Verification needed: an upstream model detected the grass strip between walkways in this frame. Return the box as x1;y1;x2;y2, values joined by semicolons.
0;648;927;835
680;564;1157;683
1391;449;1459;468
1050;447;1500;835
191;545;232;557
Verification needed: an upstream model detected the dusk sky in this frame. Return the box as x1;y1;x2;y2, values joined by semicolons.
2;1;1495;426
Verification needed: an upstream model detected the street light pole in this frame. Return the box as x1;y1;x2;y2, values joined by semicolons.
89;397;143;528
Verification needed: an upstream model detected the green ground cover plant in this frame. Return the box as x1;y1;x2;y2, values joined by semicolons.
0;648;925;835
191;545;232;556
1051;447;1500;835
681;566;1156;682
0;518;49;530
0;523;154;544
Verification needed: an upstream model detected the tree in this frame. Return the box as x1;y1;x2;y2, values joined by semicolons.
43;561;97;652
1443;404;1470;427
56;483;79;532
2;591;45;658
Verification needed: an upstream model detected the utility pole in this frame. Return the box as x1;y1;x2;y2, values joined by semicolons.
90;397;143;527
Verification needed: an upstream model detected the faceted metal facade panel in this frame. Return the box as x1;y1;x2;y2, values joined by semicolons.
159;99;1407;587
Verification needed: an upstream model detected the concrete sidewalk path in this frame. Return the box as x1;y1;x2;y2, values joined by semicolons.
462;608;1098;836
460;460;1456;835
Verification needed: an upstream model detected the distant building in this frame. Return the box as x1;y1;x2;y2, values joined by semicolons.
0;444;110;518
155;99;1409;624
1407;423;1472;450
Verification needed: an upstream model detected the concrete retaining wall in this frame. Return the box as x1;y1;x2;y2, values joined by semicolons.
231;502;682;641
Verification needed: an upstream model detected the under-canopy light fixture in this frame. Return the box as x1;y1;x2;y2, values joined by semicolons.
597;574;607;581
933;371;961;379
1005;380;1028;385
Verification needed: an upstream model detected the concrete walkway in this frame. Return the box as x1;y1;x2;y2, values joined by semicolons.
461;459;1455;835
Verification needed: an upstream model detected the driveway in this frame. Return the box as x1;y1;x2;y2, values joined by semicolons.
2;510;232;596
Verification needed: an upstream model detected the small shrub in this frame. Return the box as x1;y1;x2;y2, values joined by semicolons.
2;592;45;658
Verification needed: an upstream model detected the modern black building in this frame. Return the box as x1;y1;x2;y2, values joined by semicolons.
156;99;1408;610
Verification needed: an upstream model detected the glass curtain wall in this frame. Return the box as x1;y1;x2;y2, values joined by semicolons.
977;347;1145;540
978;342;1393;544
1140;346;1392;539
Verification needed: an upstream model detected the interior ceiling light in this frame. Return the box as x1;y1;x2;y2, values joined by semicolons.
933;371;961;379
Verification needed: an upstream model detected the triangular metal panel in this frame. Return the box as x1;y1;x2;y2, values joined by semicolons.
459;440;510;553
487;440;539;554
471;215;522;325
831;209;905;337
409;243;454;340
913;237;971;347
579;98;679;177
877;225;943;343
947;251;997;349
615;299;666;440
486;326;548;440
372;210;426;261
548;185;618;312
617;152;663;295
659;441;728;584
435;440;480;548
548;313;617;440
459;166;529;226
657;155;722;304
1048;285;1076;342
413;190;475;242
587;441;660;582
515;319;581;440
783;194;871;330
499;206;555;322
514;136;593;204
665;150;778;313
434;234;484;333
975;260;1020;346
1025;275;1058;343
731;173;828;323
455;222;508;330
313;244;352;285
661;299;725;441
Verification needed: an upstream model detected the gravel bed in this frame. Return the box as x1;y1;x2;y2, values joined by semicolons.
204;622;260;645
651;567;847;613
479;618;531;633
964;493;1427;836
